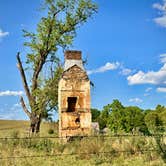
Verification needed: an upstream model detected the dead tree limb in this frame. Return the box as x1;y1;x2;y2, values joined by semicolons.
20;96;31;118
16;52;33;105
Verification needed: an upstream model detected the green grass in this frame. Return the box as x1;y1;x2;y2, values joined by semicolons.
0;120;165;166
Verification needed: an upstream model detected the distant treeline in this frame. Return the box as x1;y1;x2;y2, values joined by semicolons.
91;99;166;135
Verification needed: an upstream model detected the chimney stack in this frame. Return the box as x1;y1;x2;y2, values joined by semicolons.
65;50;82;60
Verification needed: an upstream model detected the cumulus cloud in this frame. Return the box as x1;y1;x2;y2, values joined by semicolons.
0;28;9;38
127;63;166;85
127;54;166;93
157;87;166;92
0;91;24;97
153;0;166;27
87;62;120;75
129;98;143;103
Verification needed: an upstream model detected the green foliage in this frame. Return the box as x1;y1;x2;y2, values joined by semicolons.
98;104;111;130
48;128;54;134
24;0;97;68
91;108;100;122
34;66;64;117
122;106;145;133
101;100;124;132
145;111;163;134
110;99;124;111
31;139;53;152
96;99;166;135
144;104;166;134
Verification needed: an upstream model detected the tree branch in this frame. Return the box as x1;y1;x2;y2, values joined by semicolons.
16;52;33;105
20;96;31;118
31;13;56;92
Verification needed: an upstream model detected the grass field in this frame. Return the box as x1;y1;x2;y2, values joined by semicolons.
0;120;165;166
0;120;58;138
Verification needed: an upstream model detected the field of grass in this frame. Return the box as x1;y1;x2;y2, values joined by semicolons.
0;120;58;138
0;120;165;166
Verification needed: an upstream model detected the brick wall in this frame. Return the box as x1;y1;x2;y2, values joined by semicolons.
65;50;82;60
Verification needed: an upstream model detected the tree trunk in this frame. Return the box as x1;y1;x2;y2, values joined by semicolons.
30;113;41;134
36;119;41;133
30;120;41;134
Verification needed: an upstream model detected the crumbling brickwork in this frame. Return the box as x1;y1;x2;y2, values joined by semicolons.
65;50;82;60
58;51;91;138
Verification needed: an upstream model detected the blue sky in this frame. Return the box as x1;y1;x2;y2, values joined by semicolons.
0;0;166;120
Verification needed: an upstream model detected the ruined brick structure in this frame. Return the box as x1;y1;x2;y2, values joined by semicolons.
58;50;91;138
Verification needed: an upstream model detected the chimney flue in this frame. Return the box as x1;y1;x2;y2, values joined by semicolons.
65;50;82;60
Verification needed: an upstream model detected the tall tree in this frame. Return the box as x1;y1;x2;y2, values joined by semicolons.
122;106;146;133
145;105;166;134
17;0;97;133
107;100;124;133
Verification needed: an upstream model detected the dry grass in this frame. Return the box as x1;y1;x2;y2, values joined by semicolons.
0;120;165;166
0;120;58;138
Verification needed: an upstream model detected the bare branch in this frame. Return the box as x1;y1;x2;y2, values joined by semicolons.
16;52;33;105
20;96;31;118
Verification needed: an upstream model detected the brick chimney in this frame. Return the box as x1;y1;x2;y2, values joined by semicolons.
58;50;91;140
65;50;82;60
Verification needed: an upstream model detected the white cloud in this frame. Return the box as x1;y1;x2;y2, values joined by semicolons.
145;87;152;92
13;103;21;108
144;87;152;96
0;91;24;97
11;103;22;111
120;68;132;76
0;29;9;38
153;1;166;11
160;53;166;63
144;93;150;96
153;0;166;27
0;103;24;120
154;16;166;27
129;98;143;103
87;62;120;75
127;64;166;85
157;87;166;92
0;113;15;120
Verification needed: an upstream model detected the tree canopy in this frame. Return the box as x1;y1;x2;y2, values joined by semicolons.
92;99;166;135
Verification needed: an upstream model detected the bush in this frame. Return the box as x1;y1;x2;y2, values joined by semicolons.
48;129;54;135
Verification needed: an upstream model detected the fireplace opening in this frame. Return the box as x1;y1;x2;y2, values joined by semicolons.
75;117;80;124
67;97;77;112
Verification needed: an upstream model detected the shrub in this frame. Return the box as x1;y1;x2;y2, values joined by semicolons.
48;129;54;135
